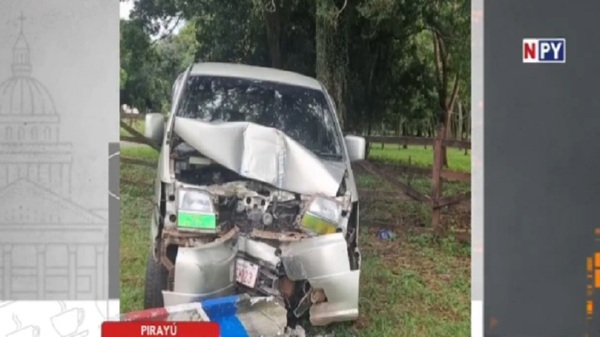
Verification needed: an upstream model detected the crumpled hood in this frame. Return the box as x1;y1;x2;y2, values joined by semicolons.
173;117;346;197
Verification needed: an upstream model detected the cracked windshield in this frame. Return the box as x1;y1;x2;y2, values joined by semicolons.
176;76;343;160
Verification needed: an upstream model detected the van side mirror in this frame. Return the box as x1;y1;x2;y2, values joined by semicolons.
345;135;366;162
144;113;165;145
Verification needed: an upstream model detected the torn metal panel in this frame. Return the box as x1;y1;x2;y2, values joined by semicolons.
279;233;359;326
237;235;281;270
279;233;350;280
173;239;236;296
308;270;360;326
173;117;344;196
162;285;236;307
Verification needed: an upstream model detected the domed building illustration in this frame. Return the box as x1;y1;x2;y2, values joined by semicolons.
0;14;108;301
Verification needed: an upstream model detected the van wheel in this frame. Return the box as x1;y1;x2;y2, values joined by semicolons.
143;251;169;309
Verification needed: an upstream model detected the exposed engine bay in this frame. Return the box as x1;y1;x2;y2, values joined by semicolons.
151;117;361;327
172;142;311;235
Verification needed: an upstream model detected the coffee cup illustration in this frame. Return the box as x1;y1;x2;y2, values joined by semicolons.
50;307;85;337
0;301;15;309
6;315;40;337
5;326;40;337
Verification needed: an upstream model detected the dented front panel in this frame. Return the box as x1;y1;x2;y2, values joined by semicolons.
237;236;281;270
149;68;362;328
279;233;360;326
279;233;350;281
173;117;345;197
160;231;361;325
173;241;236;295
309;270;360;325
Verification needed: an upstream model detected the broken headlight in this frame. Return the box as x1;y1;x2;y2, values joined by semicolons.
176;189;217;231
300;196;343;235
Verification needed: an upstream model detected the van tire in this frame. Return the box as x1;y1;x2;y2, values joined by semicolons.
143;251;168;309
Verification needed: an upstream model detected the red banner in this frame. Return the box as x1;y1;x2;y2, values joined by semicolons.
101;322;220;337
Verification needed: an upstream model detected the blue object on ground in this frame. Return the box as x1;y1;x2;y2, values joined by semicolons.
377;228;396;240
201;295;250;337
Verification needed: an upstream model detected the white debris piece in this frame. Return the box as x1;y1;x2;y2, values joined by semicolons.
282;324;336;337
284;325;306;337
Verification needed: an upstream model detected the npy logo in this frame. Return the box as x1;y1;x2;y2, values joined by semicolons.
523;38;566;63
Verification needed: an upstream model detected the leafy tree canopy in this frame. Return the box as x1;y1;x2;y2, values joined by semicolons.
120;0;470;139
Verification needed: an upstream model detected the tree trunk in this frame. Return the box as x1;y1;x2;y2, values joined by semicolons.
457;100;463;140
401;121;408;149
363;47;379;137
466;112;471;140
264;5;283;68
427;118;433;138
431;30;461;168
465;111;471;155
441;108;450;167
398;117;402;136
441;79;460;168
316;0;349;128
445;108;453;140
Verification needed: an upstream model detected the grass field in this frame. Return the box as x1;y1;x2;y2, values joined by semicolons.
369;144;471;173
363;146;471;199
120;144;470;337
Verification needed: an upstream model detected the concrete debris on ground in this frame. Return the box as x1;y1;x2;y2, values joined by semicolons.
236;295;288;336
283;325;306;337
282;325;334;337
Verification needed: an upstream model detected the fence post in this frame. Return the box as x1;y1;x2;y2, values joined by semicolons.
431;124;445;233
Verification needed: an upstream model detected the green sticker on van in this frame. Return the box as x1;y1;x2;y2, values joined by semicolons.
177;211;217;230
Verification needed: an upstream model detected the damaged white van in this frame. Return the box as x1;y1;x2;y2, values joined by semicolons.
143;62;366;327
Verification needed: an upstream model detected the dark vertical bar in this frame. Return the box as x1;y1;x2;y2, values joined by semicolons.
485;1;600;336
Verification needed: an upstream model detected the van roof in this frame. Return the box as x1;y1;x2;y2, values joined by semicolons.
189;62;323;91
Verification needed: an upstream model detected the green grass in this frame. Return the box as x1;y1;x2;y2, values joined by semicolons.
368;144;471;173
119;142;470;336
409;177;471;198
121;145;160;161
307;230;470;337
365;143;471;199
120;145;159;312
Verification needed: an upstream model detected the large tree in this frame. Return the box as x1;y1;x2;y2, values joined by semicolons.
122;0;471;141
120;19;167;112
315;0;352;127
347;0;427;134
424;0;470;165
